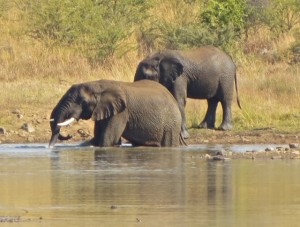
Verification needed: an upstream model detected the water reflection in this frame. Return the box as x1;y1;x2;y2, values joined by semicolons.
0;145;299;226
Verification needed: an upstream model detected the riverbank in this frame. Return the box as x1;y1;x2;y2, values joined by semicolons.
0;115;299;160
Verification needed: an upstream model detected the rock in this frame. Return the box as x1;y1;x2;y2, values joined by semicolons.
276;146;285;151
110;205;117;209
21;123;35;133
271;156;282;160
17;114;23;119
136;218;142;223
216;149;226;156
265;147;275;152
289;143;299;149
0;216;21;223
12;109;21;115
240;136;250;142
77;129;90;138
0;127;6;135
204;154;212;159
212;156;230;161
284;147;290;152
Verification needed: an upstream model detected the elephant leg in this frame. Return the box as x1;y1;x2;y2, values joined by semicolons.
173;79;189;139
93;114;127;147
179;101;189;139
218;100;233;130
199;98;218;129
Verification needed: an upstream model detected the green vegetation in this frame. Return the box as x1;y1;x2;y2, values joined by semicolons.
0;0;299;134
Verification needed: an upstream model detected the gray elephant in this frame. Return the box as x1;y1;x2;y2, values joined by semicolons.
134;46;241;138
49;79;185;148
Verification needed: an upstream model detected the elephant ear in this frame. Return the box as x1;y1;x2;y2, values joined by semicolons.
92;85;127;121
134;58;160;81
159;57;183;82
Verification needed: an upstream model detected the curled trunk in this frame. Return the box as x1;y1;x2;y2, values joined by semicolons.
49;107;72;148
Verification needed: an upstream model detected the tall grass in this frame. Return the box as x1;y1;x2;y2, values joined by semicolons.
0;0;299;132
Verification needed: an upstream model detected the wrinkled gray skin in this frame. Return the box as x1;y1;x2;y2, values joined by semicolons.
49;79;185;148
134;46;241;139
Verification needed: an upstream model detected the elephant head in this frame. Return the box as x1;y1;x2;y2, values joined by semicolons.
134;53;184;90
49;80;126;148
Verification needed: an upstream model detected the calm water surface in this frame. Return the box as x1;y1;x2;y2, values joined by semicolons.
0;144;300;227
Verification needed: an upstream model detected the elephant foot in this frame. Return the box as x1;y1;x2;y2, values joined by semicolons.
218;123;232;131
79;138;96;147
198;121;215;129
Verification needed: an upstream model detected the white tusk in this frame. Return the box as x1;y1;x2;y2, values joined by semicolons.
50;119;54;122
57;117;75;126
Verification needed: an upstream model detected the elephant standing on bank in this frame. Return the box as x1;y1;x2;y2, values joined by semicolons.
49;79;185;148
134;46;241;138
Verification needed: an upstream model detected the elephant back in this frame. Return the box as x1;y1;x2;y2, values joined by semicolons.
125;80;181;123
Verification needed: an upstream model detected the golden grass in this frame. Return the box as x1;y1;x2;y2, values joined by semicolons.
0;4;299;133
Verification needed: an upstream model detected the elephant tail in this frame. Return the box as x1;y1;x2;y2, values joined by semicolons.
235;72;242;109
179;132;187;146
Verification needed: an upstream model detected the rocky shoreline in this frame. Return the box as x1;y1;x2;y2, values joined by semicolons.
0;109;299;160
202;143;300;160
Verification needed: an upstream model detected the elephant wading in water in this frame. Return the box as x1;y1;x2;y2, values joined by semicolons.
134;46;241;138
49;79;185;148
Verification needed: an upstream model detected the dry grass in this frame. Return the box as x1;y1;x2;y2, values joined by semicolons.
0;4;299;134
185;33;300;131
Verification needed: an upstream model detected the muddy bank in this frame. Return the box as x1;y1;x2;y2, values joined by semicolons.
0;119;299;159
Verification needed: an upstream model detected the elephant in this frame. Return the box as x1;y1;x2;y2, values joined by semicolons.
134;45;241;138
49;79;185;148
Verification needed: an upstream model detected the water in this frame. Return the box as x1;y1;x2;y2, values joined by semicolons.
0;144;300;227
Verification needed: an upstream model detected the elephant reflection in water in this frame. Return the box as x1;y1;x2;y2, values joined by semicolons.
49;79;185;148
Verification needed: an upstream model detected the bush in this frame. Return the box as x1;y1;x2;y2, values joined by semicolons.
263;0;300;35
14;0;300;61
20;0;152;63
200;0;248;46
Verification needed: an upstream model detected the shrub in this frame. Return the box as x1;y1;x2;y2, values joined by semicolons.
200;0;249;47
263;0;300;35
19;0;152;63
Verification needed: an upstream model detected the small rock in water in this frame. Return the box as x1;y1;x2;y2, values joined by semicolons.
271;156;282;160
0;216;21;223
289;143;299;149
212;156;230;161
21;123;35;133
276;146;285;152
110;205;117;209
204;154;212;159
136;218;142;223
265;147;275;152
0;127;6;135
216;149;226;156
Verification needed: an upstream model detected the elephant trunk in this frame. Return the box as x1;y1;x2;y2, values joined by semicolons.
49;108;73;148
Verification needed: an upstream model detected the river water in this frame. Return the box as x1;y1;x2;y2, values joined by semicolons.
0;144;300;227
